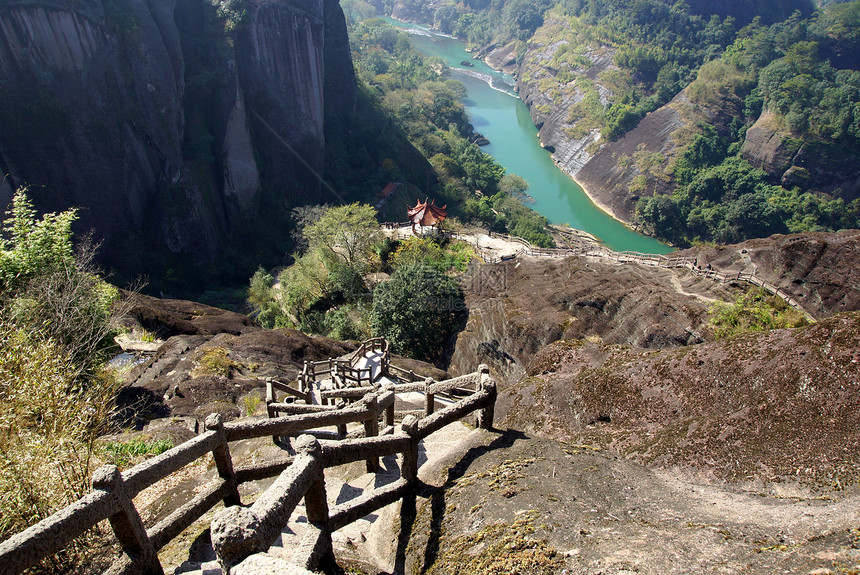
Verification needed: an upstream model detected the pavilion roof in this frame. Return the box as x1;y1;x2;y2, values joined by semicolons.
407;198;447;229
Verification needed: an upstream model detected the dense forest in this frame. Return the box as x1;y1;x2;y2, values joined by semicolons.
636;5;860;245
345;0;860;246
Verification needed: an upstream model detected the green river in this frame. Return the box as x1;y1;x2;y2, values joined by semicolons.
386;19;672;254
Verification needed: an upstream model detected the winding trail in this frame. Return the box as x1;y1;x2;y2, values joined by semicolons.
383;224;817;322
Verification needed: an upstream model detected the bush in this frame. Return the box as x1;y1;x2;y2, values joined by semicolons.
101;437;174;469
0;188;76;292
709;289;809;339
389;236;475;272
0;322;120;569
371;264;463;361
0;188;128;572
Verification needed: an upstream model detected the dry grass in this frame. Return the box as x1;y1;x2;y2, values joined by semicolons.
0;322;121;572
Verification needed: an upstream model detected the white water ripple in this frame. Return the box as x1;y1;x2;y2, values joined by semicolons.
452;68;518;98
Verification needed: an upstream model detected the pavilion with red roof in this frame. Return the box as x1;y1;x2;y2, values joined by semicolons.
407;198;447;234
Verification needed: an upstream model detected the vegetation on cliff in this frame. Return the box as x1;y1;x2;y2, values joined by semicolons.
247;203;469;361
375;0;860;246
348;18;554;247
0;189;125;571
635;7;860;245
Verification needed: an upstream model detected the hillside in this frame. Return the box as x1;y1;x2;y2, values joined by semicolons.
393;0;860;245
501;311;860;487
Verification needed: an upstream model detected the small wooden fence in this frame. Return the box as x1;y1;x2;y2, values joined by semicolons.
0;367;497;575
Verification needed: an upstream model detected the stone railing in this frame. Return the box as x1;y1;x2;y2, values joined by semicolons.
211;370;496;574
0;368;497;575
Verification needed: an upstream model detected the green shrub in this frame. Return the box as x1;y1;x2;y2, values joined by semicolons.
709;289;809;339
101;438;174;469
371;263;463;361
194;347;240;377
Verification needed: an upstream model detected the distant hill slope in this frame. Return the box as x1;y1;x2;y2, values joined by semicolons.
475;0;860;244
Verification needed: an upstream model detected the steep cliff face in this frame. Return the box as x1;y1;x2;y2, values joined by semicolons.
0;0;357;287
0;0;202;258
514;15;615;179
741;111;860;200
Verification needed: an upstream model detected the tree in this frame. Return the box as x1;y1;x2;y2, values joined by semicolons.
0;187;122;379
498;174;530;198
303;203;382;272
0;188;76;292
371;264;463;361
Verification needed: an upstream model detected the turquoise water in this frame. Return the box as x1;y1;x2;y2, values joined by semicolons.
385;19;672;254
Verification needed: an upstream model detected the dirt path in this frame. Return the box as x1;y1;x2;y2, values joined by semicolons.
386;430;860;575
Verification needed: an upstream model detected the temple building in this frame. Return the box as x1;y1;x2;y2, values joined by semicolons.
407;198;447;234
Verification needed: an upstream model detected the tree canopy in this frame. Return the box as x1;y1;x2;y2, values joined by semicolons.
303;203;382;272
370;263;463;361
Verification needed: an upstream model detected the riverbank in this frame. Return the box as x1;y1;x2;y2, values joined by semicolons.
568;171;660;241
385;16;671;254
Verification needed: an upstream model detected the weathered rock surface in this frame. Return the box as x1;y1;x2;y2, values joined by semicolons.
125;292;259;339
448;255;736;383
401;428;860;575
501;311;860;488
678;230;860;319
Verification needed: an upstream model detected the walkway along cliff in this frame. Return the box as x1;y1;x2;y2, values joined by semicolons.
0;338;497;575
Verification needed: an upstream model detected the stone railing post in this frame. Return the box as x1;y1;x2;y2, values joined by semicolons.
299;437;335;572
206;414;241;507
363;393;380;472
265;379;278;444
383;385;396;429
423;377;435;417
401;415;420;483
92;465;163;575
212;436;324;574
476;365;496;430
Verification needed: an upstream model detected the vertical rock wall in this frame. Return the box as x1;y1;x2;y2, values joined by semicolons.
0;0;357;284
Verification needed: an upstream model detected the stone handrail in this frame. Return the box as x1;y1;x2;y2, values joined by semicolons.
0;414;239;575
0;368;496;575
347;337;389;366
334;362;373;388
210;373;497;574
386;363;423;382
266;377;311;409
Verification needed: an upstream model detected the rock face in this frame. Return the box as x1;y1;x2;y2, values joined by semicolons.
741;111;860;200
574;97;687;222
447;256;737;383
500;311;860;487
0;0;356;280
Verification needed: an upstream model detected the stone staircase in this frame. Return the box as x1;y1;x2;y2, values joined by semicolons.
174;418;472;574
